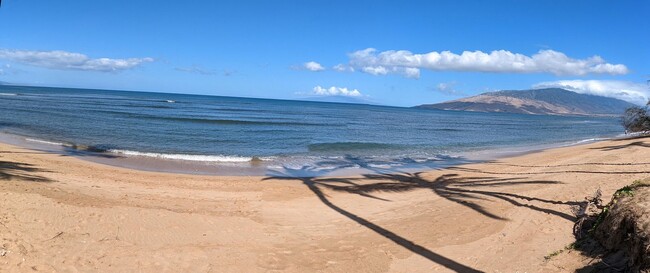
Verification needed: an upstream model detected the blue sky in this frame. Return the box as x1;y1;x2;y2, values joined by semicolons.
0;0;648;106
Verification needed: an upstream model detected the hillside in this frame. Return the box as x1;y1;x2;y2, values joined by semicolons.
416;88;636;116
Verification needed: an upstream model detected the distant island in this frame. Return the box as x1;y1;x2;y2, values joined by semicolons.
416;88;636;116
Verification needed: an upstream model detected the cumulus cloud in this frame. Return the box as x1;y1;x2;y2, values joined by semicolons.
360;65;420;79
0;49;154;72
533;80;649;105
345;48;628;78
312;86;362;97
303;61;325;71
332;63;355;72
432;81;467;96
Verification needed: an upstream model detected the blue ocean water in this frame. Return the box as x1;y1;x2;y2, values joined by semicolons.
0;85;624;175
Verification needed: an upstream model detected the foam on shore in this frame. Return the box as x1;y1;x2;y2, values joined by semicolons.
108;149;269;163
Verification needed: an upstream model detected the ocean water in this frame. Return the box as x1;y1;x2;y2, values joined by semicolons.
0;85;624;176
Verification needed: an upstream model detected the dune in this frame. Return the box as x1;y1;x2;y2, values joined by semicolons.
1;137;649;272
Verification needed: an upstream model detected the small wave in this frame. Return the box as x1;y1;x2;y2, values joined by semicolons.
574;138;607;144
308;142;401;152
108;149;270;163
25;138;66;146
617;132;647;138
25;139;111;152
79;109;326;127
145;105;174;109
159;117;321;126
0;93;18;96
367;163;398;169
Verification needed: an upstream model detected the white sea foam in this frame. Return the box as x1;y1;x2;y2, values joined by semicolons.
25;138;66;146
574;137;607;144
109;149;266;163
0;93;17;96
367;164;394;169
617;132;647;138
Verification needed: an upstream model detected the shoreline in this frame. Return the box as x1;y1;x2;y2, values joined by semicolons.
1;136;649;272
0;130;624;177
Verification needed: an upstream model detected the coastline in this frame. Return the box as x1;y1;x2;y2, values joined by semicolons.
1;136;649;272
0;130;624;177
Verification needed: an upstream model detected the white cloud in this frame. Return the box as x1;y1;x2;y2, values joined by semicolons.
433;81;467;96
533;80;649;105
0;49;154;72
332;64;354;72
346;48;628;78
312;86;362;97
359;65;420;79
303;61;325;71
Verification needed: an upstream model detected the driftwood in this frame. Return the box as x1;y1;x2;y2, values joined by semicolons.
573;188;603;240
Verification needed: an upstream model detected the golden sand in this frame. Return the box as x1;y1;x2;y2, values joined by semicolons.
1;137;649;272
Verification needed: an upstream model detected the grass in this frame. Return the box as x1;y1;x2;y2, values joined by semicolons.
589;180;643;234
544;242;577;261
545;180;647;261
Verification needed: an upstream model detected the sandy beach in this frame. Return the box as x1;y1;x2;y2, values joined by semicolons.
1;137;649;272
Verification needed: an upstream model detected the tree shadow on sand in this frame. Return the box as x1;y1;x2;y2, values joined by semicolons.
591;141;650;151
61;146;121;159
487;162;650;168
446;166;650;176
263;156;579;272
0;160;54;182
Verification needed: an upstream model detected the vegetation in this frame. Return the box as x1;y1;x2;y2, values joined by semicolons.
588;181;641;234
622;104;650;133
544;242;577;261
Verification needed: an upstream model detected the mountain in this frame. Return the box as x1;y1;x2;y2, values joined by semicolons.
415;88;636;116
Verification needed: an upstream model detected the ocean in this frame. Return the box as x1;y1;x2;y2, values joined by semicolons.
0;85;624;176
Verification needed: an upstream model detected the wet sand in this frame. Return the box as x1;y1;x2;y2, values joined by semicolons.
1;136;649;272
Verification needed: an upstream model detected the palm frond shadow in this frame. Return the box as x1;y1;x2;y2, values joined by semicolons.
489;162;650;168
0;160;54;182
61;146;121;158
447;166;650;176
263;166;484;272
263;156;580;272
279;154;481;177
592;141;650;151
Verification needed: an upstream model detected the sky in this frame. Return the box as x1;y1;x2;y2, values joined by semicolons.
0;0;648;106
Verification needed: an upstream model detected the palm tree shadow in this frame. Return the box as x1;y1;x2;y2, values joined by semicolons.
592;141;650;151
262;151;591;272
264;155;581;272
311;154;470;175
317;172;575;221
0;160;54;182
263;166;484;272
61;146;121;159
446;166;650;176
